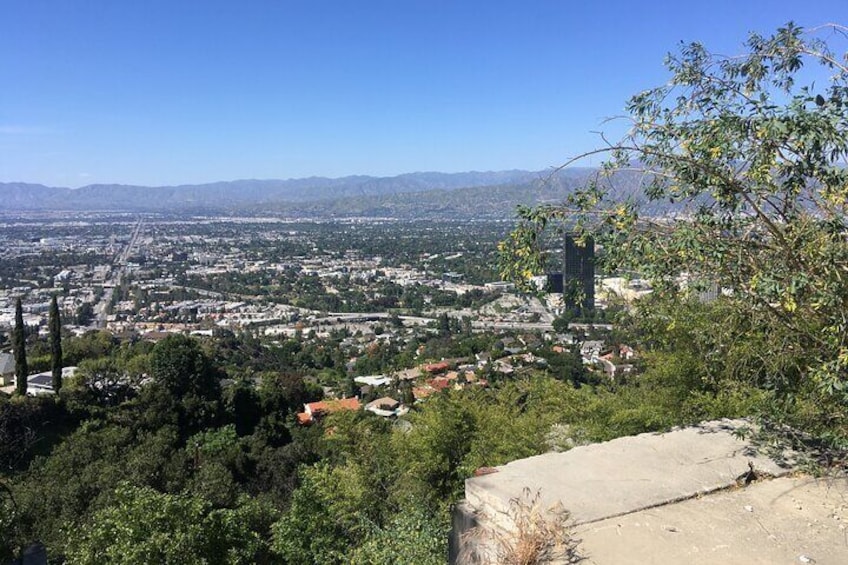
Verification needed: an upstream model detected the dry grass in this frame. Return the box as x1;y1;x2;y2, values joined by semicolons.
460;488;581;564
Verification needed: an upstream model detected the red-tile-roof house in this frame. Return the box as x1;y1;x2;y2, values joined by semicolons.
424;361;450;374
413;386;435;401
297;396;362;425
427;376;452;391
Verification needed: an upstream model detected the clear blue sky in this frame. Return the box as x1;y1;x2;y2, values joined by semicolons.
0;1;844;187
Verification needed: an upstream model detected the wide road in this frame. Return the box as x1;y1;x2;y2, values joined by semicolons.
93;217;143;328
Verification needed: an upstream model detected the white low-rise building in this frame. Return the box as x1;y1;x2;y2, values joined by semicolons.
17;366;78;395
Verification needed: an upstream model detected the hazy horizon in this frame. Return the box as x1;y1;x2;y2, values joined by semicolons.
2;167;558;190
2;1;843;187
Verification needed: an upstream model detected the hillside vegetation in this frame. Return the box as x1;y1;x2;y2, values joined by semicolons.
3;22;848;564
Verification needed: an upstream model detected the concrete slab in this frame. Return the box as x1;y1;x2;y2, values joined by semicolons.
465;419;794;527
576;476;848;565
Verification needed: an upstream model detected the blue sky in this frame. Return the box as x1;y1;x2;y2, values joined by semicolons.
0;1;844;187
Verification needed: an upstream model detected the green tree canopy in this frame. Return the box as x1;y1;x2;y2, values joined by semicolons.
150;334;221;400
501;23;848;437
13;298;27;396
66;483;275;565
147;334;223;435
49;295;63;392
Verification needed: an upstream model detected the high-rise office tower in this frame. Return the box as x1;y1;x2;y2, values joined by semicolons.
563;233;594;312
545;272;564;294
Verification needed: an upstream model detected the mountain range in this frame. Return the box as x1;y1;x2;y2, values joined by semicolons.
0;168;653;218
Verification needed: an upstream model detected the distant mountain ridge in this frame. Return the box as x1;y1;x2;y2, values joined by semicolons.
0;168;656;218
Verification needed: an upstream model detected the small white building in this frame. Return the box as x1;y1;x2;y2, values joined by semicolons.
16;366;78;396
0;352;15;386
365;397;409;418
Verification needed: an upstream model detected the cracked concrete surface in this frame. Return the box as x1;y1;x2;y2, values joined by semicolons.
455;420;848;564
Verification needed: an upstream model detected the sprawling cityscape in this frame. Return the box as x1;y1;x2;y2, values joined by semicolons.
3;5;847;563
0;212;642;400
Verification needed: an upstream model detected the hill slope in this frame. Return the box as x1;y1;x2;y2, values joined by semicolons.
0;168;657;218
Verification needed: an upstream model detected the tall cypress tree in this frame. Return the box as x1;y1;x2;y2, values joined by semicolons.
50;294;63;392
13;298;27;396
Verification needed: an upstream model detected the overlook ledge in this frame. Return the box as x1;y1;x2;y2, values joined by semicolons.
451;419;848;564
